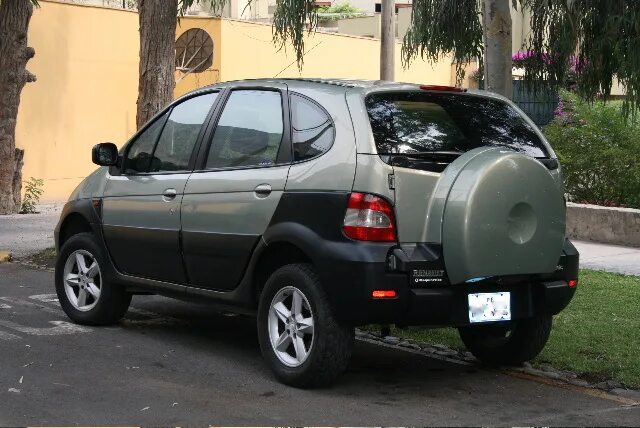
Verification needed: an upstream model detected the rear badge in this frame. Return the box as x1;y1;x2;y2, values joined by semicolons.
412;269;444;285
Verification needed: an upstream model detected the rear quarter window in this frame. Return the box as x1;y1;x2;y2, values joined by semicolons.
365;92;549;158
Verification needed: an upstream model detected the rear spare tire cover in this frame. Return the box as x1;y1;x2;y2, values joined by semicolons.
442;147;565;284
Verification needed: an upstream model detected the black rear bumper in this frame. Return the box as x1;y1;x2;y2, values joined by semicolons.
318;239;579;327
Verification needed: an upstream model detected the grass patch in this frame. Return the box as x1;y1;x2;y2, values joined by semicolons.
375;269;640;388
19;247;57;270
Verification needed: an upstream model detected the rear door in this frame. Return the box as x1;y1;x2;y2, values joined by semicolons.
102;91;219;283
364;90;554;244
181;83;291;290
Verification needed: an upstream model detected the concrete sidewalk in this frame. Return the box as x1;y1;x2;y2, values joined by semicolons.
572;240;640;276
0;202;638;275
0;203;63;258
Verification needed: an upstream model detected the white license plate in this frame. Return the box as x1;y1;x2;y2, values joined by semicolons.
468;292;511;323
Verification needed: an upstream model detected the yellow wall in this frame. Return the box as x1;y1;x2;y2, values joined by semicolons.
17;2;451;201
219;19;452;85
16;0;139;200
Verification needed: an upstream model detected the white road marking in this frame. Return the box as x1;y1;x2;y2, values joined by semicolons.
0;330;21;341
0;297;63;315
0;320;91;336
29;294;59;303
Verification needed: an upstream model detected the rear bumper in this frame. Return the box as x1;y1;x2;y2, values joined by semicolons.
319;239;579;326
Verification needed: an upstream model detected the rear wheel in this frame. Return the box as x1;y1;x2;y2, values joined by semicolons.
55;232;131;325
458;315;552;365
257;263;354;388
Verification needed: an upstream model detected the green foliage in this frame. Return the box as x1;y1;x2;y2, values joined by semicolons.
402;0;640;116
544;91;640;208
520;0;640;117
316;2;365;22
19;177;44;214
402;0;483;84
271;0;318;66
317;2;361;14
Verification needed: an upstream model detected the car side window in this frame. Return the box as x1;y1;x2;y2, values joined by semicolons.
291;93;335;161
124;112;167;174
149;92;218;172
205;90;284;169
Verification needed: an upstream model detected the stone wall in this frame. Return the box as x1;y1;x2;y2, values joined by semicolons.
566;203;640;247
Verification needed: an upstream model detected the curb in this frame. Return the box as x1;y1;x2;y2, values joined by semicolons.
0;250;13;263
355;329;640;404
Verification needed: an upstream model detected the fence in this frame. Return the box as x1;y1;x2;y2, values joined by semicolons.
479;80;559;127
512;80;559;127
58;0;136;10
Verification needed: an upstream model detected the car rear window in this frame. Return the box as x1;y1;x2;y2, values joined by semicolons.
365;91;549;158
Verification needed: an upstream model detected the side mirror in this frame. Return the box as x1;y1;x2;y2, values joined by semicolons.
92;143;119;166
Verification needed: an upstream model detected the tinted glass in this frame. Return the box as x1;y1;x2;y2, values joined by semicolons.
150;92;217;172
206;90;283;169
366;92;549;158
291;94;334;161
124;112;167;174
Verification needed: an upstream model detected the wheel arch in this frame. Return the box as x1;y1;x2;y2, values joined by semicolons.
58;212;93;249
252;239;313;302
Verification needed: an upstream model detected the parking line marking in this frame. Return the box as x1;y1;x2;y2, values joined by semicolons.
28;294;59;303
0;297;63;316
0;320;91;336
0;330;21;340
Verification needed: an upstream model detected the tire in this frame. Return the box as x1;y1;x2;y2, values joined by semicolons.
55;232;131;326
257;263;354;388
458;315;553;366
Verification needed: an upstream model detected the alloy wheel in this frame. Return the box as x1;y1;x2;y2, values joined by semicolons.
63;249;102;312
267;286;315;367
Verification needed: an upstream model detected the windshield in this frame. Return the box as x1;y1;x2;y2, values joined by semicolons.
365;91;549;158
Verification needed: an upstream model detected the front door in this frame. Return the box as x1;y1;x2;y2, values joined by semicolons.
102;91;219;283
181;85;291;290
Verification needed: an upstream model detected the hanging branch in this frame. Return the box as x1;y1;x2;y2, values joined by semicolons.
402;0;483;85
520;0;640;116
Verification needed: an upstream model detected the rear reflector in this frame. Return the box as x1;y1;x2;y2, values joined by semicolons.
568;279;578;288
372;290;397;299
420;84;467;92
343;192;396;242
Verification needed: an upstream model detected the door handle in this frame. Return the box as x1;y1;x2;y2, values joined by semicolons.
162;188;177;200
254;184;272;197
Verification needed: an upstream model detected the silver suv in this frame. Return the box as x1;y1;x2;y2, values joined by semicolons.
55;79;579;387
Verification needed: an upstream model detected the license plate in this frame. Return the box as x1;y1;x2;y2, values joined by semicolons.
468;292;511;323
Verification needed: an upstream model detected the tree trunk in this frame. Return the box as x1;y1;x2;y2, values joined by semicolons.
0;0;36;215
482;0;512;98
380;0;395;81
13;148;24;210
136;0;178;129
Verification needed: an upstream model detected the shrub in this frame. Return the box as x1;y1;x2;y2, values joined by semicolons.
544;91;640;209
19;177;44;214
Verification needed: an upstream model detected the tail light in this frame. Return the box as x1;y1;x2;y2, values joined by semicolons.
343;192;396;242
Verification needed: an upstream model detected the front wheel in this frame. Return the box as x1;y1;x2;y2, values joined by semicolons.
458;315;553;366
55;232;131;326
257;263;354;388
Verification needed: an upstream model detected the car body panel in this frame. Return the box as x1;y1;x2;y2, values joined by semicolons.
284;83;358;192
102;172;191;283
181;165;290;290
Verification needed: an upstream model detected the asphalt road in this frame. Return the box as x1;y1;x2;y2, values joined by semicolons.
0;263;638;426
